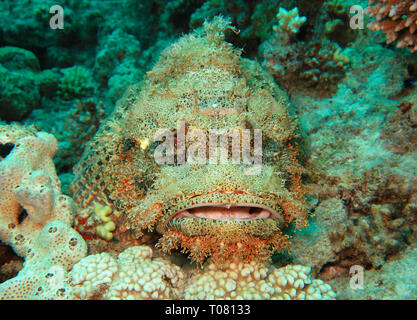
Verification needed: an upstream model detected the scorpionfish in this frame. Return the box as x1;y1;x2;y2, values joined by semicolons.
70;17;308;265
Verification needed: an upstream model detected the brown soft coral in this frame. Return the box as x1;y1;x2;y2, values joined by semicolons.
366;0;417;52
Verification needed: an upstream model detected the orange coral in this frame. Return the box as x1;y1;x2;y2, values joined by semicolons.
366;0;417;52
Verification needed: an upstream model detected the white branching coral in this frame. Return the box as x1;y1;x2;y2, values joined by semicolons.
184;262;336;300
273;7;307;35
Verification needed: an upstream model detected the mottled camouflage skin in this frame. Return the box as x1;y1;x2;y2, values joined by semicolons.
71;18;308;264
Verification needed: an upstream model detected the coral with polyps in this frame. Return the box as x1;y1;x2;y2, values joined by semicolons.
0;124;87;299
70;246;186;300
366;0;417;52
68;245;335;300
185;261;336;300
0;125;73;255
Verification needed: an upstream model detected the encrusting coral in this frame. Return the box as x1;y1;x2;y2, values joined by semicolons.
366;0;417;52
0;124;87;299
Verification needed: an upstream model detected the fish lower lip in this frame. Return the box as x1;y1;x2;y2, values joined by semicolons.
171;205;276;221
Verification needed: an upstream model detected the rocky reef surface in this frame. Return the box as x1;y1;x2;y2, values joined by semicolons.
0;0;416;300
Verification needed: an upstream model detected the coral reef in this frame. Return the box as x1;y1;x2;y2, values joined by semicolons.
366;0;417;52
0;124;67;254
70;17;308;265
272;7;307;35
188;1;330;57
189;0;276;53
68;244;335;300
316;0;362;47
37;69;62;98
56;99;106;173
262;6;350;97
0;124;87;299
94;204;116;241
285;36;417;275
0;47;41;121
263;39;350;96
0;220;86;299
287;199;350;274
330;242;417;299
58;66;96;100
93;28;144;103
0;0;416;301
185;261;336;300
0;243;22;283
70;245;186;300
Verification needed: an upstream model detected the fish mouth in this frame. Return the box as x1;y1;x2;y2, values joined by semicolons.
161;190;286;233
160;191;287;235
163;202;285;238
171;204;282;221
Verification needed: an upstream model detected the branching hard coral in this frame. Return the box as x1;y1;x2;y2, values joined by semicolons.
185;261;336;300
58;66;96;100
262;5;350;97
365;0;417;52
272;7;307;35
